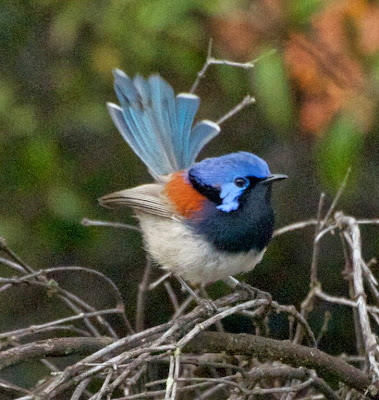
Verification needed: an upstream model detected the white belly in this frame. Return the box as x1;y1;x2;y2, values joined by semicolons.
137;213;266;285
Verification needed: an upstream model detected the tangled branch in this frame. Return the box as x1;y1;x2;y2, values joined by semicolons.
0;201;378;399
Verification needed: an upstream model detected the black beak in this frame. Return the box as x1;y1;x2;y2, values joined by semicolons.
262;174;288;184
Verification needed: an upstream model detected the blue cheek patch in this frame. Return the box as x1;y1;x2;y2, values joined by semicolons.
217;182;245;213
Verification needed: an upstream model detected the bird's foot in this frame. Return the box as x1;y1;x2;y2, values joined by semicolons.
236;282;272;336
236;282;272;304
174;274;218;316
197;298;218;316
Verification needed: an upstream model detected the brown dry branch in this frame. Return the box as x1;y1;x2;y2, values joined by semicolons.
189;39;276;95
0;331;371;393
187;39;258;127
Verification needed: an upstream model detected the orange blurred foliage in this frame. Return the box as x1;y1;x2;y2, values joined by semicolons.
211;0;378;135
286;0;377;134
210;1;285;60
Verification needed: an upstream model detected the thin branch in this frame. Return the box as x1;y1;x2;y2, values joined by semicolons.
136;257;152;332
0;245;121;338
0;237;35;274
216;95;256;126
177;299;267;348
70;378;91;400
320;168;351;230
164;354;175;400
89;369;113;400
148;272;171;290
44;266;133;334
190;39;214;94
0;256;30;273
247;366;338;400
0;308;122;341
190;42;275;94
273;219;318;237
30;292;249;397
0;378;30;397
172;293;196;319
164;281;180;311
316;311;332;346
314;286;379;314
81;218;141;232
310;193;325;287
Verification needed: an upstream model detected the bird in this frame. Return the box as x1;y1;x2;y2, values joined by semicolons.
99;69;287;291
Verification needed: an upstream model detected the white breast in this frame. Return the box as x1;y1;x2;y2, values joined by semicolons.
136;213;266;285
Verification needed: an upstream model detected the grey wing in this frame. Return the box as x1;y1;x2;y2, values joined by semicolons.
98;183;176;219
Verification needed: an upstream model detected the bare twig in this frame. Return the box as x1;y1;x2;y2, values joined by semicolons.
190;42;276;94
320;168;351;230
89;369;113;400
70;378;91;400
273;219;318;237
136;257;152;331
44;266;133;334
0;237;35;274
148;272;171;290
81;218;141;232
190;39;214;94
336;213;379;382
310;193;325;286
164;281;180;311
0;378;30;397
216;95;256;126
0;308;121;341
316;311;332;346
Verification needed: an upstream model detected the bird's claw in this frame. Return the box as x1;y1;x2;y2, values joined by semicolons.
236;282;272;336
198;298;218;316
236;282;272;304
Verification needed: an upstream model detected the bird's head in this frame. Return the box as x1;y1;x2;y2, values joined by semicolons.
188;152;287;213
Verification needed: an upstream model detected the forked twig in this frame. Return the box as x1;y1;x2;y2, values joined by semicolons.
216;95;256;126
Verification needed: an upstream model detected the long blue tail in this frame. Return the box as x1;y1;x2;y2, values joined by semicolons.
107;69;220;177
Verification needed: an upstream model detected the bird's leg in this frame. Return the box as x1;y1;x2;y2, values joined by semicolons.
175;275;217;315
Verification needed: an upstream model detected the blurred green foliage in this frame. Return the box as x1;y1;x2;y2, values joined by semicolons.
0;0;378;374
254;49;294;134
317;114;364;188
289;0;325;27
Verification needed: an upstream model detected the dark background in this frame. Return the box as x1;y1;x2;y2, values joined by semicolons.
0;0;378;387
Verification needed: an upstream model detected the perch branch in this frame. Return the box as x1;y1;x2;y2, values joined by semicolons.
1;331;375;398
184;331;377;397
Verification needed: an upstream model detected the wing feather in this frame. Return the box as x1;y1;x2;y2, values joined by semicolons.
98;183;178;219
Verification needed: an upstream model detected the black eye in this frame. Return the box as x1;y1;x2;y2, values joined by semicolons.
234;177;249;188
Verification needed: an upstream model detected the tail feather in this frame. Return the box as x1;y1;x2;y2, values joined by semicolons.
133;75;151;107
108;69;221;177
107;104;160;174
176;94;200;168
114;72;171;174
188;121;221;167
148;75;179;171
